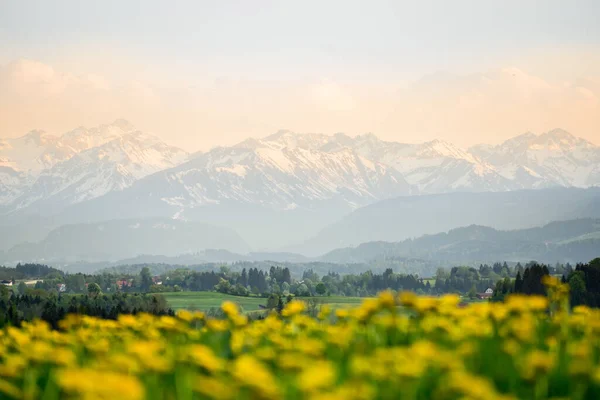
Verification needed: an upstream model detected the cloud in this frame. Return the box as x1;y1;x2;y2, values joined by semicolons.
309;80;356;112
391;67;600;145
0;59;599;150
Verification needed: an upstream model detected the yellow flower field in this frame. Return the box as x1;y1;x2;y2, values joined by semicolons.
1;277;600;399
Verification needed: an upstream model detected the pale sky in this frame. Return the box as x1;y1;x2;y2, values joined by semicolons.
1;0;599;150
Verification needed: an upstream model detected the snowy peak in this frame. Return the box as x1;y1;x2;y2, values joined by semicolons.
19;130;56;145
1;121;188;210
73;130;188;176
60;119;138;152
533;129;595;151
157;132;414;212
487;129;595;154
418;139;476;162
243;130;333;151
470;129;600;188
0;131;71;174
0;119;140;175
2;124;600;218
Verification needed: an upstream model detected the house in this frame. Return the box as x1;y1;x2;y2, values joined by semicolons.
1;280;12;286
477;288;494;299
57;283;66;292
152;276;163;285
116;279;133;290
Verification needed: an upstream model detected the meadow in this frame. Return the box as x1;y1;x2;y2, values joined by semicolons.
162;291;365;312
1;277;600;399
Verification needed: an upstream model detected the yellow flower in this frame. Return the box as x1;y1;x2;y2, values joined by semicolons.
206;319;229;332
232;355;279;398
521;350;555;381
318;304;332;320
298;360;336;392
439;294;460;309
58;368;144;400
281;300;306;317
221;301;239;317
193;376;234;399
399;291;418;307
378;290;396;309
230;331;245;354
0;378;22;399
176;309;194;322
6;327;30;347
187;345;225;373
0;355;27;378
527;296;548;312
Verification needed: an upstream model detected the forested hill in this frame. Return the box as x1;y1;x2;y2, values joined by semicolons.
0;263;63;281
321;218;600;264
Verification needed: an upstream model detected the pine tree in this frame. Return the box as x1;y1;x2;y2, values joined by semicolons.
514;271;523;293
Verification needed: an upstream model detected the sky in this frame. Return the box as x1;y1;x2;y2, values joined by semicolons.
0;0;599;150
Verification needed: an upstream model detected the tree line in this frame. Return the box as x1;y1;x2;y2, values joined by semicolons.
490;258;600;308
0;287;173;329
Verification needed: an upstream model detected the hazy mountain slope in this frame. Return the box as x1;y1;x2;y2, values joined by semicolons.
321;218;600;264
298;187;600;255
1;218;250;263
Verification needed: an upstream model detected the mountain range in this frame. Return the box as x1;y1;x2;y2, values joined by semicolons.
1;121;599;256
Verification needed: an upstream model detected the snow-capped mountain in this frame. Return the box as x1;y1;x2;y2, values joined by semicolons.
2;123;599;221
0;120;188;211
154;131;413;212
470;129;600;189
0;119;138;176
12;131;188;212
328;133;514;193
0;130;75;175
63;127;597;217
0;130;78;204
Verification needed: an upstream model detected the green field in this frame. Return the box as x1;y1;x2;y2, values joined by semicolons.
162;291;365;312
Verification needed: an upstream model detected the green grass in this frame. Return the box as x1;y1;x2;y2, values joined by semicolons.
162;291;366;312
162;292;266;312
